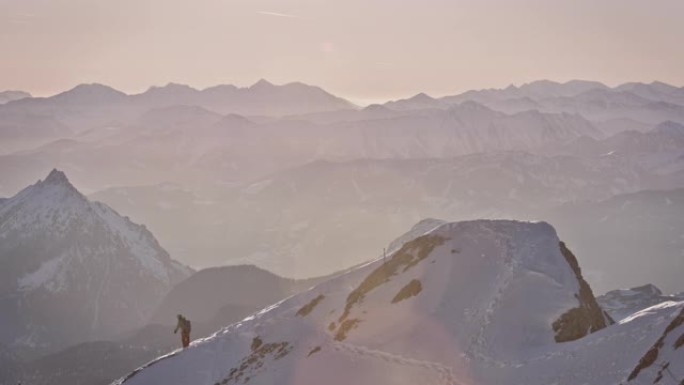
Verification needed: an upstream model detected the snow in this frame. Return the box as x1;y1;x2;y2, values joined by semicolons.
93;201;172;282
113;219;663;385
18;255;67;292
2;170;188;291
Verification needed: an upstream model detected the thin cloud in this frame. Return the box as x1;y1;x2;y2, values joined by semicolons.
257;11;301;19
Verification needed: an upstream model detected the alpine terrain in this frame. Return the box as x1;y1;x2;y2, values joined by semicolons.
0;169;192;355
112;220;683;385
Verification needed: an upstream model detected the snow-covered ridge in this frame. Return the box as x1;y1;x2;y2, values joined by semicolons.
114;219;651;385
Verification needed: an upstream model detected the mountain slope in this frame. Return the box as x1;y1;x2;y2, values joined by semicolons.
0;169;192;354
112;220;665;385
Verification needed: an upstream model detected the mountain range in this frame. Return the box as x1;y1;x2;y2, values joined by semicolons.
91;155;684;294
1;78;683;384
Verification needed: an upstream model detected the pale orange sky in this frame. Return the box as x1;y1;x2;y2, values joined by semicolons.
1;0;683;103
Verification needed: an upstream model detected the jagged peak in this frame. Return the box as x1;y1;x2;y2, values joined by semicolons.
43;168;70;185
29;168;85;199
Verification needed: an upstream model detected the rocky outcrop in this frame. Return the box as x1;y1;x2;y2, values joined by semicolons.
552;242;612;342
391;279;423;304
627;307;684;382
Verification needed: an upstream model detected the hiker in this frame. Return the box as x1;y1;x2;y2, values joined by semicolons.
174;314;192;348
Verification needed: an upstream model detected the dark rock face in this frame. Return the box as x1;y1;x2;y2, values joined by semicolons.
552;242;611;343
391;279;423;304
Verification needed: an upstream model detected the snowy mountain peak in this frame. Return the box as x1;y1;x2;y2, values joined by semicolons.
2;169;88;221
43;168;71;186
0;171;192;351
116;219;624;385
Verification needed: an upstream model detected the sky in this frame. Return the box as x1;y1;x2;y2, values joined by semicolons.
1;0;683;104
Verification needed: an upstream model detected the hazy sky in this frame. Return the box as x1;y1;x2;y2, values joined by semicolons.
1;0;683;103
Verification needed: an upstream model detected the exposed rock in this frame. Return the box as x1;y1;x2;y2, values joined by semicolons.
334;319;361;342
338;234;446;324
307;346;321;357
552;242;611;342
218;340;291;384
297;295;325;317
628;307;684;381
391;279;423;304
